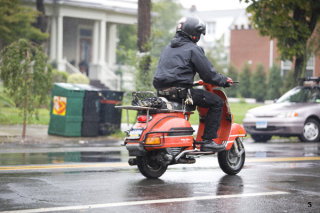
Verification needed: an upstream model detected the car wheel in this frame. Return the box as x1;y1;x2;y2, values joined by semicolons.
251;134;272;143
299;118;320;142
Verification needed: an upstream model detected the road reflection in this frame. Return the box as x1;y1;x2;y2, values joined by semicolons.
0;151;121;165
216;175;243;195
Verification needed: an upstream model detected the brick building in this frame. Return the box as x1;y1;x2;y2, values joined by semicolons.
230;12;320;77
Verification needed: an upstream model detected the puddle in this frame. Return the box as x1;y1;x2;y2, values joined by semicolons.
246;147;320;158
0;151;121;165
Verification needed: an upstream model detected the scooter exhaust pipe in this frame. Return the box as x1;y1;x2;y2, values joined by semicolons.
177;158;196;164
128;158;137;166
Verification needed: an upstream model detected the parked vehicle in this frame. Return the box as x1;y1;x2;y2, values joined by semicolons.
116;81;246;179
243;77;320;142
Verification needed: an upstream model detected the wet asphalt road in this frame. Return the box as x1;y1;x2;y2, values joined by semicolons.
0;139;319;213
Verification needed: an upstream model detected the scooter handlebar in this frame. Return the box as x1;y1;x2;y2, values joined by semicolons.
193;80;239;87
193;80;204;86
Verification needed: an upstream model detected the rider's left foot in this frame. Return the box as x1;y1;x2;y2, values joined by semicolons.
200;140;225;152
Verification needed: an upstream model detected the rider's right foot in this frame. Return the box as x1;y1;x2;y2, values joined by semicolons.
200;140;225;152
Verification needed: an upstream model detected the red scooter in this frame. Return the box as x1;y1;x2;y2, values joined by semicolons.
116;81;246;179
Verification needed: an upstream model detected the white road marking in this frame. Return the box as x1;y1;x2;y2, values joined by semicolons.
0;191;289;213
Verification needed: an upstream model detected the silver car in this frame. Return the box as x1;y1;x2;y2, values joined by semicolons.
243;83;320;142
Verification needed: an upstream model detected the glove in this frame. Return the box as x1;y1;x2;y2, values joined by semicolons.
224;77;234;87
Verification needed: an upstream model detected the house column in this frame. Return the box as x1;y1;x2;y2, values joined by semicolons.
57;15;64;70
99;19;106;65
107;23;117;66
92;20;99;64
49;16;57;62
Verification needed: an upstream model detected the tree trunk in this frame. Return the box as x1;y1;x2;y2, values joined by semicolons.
35;0;47;32
137;0;151;52
22;93;27;142
136;0;152;91
22;50;31;142
294;44;308;81
294;55;303;81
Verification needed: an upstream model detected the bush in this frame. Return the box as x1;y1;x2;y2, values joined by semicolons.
52;69;69;83
225;65;239;97
281;70;297;94
251;63;267;102
267;65;283;100
67;73;90;84
239;63;252;98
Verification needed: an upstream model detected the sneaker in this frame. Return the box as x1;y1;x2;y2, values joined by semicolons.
200;140;225;152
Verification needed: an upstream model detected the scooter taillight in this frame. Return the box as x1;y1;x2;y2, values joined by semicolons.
137;115;153;123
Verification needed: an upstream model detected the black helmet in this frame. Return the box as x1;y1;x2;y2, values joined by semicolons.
176;17;206;43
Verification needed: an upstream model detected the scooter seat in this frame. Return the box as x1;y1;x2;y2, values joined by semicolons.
159;97;196;112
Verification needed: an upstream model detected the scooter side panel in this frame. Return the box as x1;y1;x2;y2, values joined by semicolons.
145;115;194;150
125;113;194;151
225;123;246;150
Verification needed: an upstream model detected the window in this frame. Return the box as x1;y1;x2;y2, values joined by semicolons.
306;55;315;77
277;87;320;103
281;60;292;77
207;22;216;35
281;55;315;78
80;28;92;37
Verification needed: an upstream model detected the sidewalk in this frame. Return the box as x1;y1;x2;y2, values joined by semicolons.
0;124;119;145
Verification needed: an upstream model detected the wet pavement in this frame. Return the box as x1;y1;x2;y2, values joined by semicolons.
0;124;319;212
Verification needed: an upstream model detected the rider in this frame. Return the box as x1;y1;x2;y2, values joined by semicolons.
153;17;233;152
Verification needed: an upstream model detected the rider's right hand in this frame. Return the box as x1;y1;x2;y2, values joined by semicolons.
224;77;234;87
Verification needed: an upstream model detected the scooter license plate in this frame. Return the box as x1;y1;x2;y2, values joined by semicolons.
256;121;267;129
127;129;143;139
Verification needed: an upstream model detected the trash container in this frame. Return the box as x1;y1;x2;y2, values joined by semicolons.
48;83;85;136
99;90;124;135
74;84;101;137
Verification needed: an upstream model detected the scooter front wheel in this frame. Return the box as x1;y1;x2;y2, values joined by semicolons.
137;152;168;179
218;138;245;175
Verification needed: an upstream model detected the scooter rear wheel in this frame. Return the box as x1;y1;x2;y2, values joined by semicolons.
218;138;245;175
137;152;168;179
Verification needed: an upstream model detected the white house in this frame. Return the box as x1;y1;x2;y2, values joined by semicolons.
23;0;138;90
183;7;243;49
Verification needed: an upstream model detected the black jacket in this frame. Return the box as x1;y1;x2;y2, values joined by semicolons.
153;33;227;89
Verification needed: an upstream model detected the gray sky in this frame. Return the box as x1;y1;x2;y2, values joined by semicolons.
179;0;249;11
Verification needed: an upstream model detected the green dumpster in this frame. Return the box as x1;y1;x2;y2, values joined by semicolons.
48;83;85;136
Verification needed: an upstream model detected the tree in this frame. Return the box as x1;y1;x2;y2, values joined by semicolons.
151;0;182;57
206;36;228;73
281;70;297;94
135;0;153;91
251;63;267;102
0;39;52;141
135;0;182;91
267;65;283;100
244;0;320;80
225;65;239;97
0;0;48;48
239;63;252;98
117;0;182;91
116;24;137;65
33;0;47;34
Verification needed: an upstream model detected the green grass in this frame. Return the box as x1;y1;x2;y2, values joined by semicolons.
0;107;50;125
120;102;263;125
0;102;263;125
